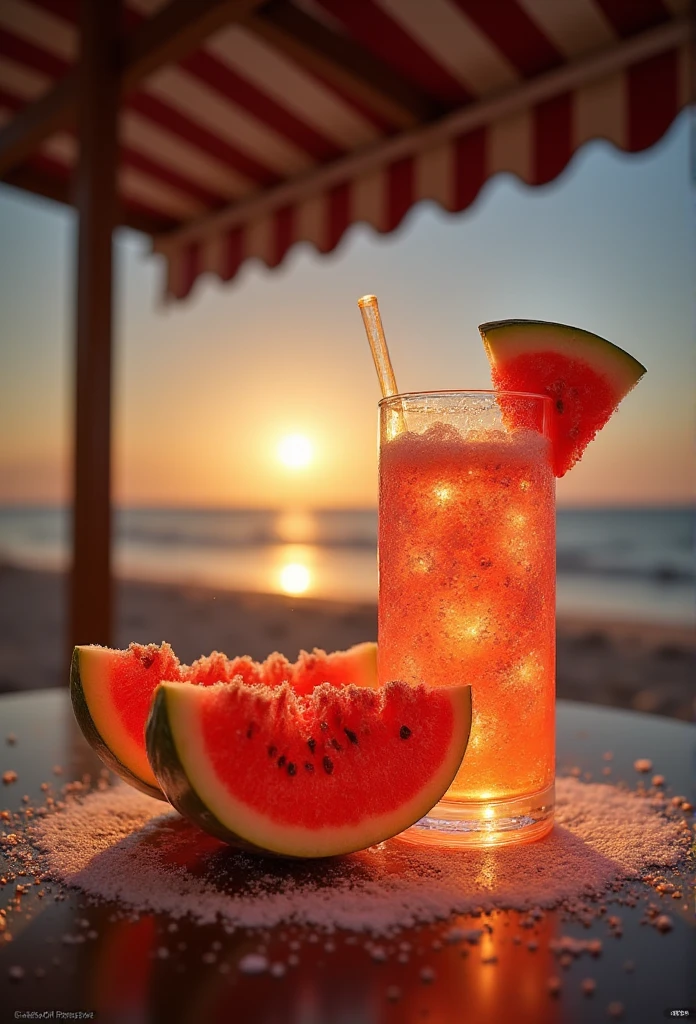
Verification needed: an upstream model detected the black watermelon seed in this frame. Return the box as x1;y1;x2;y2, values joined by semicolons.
400;725;412;740
320;721;329;732
277;755;286;768
344;728;358;745
268;745;277;758
556;399;564;413
323;756;334;775
141;655;154;669
307;737;316;754
287;763;296;776
329;738;343;751
246;724;255;739
304;762;314;772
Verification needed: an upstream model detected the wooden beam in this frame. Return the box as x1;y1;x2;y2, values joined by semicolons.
0;0;267;179
69;0;121;651
245;0;436;129
0;76;75;178
2;164;75;208
2;165;174;235
123;0;267;89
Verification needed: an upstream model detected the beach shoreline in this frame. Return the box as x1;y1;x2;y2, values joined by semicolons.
1;563;693;721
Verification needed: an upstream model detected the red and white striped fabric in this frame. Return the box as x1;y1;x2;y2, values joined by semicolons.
0;0;692;299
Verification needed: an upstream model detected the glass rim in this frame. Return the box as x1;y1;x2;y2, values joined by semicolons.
378;389;553;408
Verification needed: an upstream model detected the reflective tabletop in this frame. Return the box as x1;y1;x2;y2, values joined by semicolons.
0;690;694;1024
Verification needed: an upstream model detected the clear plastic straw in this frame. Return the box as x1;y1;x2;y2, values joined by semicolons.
358;295;399;398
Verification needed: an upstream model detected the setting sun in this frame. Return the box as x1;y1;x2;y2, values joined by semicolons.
277;434;313;469
279;562;311;594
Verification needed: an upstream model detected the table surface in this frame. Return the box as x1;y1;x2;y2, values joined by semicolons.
0;690;694;1024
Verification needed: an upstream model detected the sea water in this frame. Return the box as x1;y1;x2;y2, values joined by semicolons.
0;505;692;625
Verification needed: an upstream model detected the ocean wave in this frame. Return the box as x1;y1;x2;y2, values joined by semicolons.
117;528;693;582
556;550;694;583
117;524;378;550
1;507;693;585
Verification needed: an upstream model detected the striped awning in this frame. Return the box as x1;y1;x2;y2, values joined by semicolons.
1;0;692;300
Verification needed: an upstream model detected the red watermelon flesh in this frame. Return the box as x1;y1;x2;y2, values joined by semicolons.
70;640;377;800
288;647;380;695
146;678;473;856
479;320;646;477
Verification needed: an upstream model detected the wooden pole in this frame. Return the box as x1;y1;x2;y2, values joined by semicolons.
69;0;120;652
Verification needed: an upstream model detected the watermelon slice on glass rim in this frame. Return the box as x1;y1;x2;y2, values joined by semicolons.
479;319;646;476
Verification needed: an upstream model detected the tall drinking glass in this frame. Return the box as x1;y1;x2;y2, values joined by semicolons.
378;391;556;846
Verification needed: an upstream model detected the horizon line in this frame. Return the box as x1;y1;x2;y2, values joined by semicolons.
0;501;693;513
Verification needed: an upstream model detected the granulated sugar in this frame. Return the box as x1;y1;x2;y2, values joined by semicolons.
16;776;689;936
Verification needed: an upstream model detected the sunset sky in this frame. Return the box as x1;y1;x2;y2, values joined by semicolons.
1;111;694;509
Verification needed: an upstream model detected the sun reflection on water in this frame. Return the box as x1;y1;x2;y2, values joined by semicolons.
274;542;315;596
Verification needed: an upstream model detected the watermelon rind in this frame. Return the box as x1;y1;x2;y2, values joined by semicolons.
478;319;646;393
145;686;266;852
146;681;473;858
70;647;165;801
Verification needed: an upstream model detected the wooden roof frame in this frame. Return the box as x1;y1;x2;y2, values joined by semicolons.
0;0;435;190
0;0;269;229
0;0;439;654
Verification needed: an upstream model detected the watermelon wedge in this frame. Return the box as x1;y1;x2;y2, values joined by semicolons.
70;641;377;800
146;678;473;857
479;320;646;476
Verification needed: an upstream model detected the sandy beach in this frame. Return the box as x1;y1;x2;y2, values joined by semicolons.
1;563;693;721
